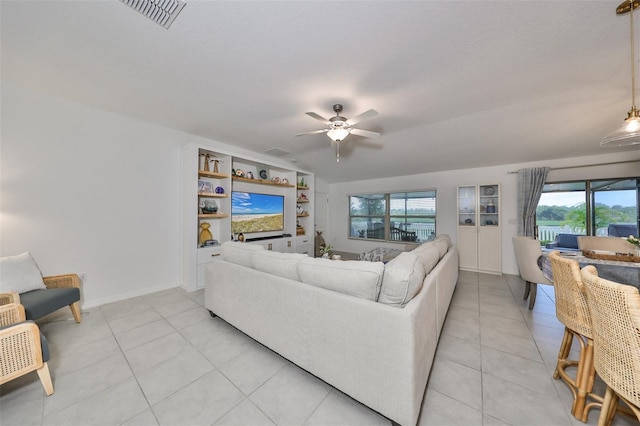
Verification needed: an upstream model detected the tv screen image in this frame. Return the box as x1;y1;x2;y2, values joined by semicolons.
231;192;284;234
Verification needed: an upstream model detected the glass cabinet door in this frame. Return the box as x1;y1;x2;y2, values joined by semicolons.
479;184;499;227
458;186;477;226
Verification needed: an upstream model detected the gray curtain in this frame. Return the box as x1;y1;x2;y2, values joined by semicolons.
517;167;550;237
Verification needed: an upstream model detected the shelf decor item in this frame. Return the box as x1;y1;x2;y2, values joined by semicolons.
484;186;495;196
198;180;213;193
486;199;496;213
202;200;218;214
215;186;224;194
199;223;213;245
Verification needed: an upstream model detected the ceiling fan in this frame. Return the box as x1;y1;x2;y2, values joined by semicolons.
294;104;380;162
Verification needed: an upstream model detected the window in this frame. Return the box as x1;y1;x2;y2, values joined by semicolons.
349;191;436;242
535;178;639;244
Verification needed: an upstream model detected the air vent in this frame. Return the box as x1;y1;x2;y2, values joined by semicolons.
264;148;290;157
118;0;186;29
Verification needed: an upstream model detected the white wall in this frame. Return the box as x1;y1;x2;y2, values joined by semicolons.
1;85;191;308
326;151;639;275
1;84;316;308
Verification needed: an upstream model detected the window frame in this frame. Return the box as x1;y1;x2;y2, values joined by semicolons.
535;177;639;240
348;190;437;243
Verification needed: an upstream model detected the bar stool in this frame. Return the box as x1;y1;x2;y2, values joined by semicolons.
548;252;600;421
580;267;640;426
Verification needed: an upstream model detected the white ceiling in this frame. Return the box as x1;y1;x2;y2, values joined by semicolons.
2;0;639;183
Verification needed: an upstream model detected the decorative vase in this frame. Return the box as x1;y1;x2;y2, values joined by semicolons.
199;223;213;245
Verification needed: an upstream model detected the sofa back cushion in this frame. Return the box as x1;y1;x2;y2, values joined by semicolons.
297;258;384;301
432;238;449;258
378;252;426;307
411;243;441;275
251;251;308;281
221;241;265;267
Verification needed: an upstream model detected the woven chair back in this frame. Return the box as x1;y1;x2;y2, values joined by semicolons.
548;251;592;338
580;267;640;410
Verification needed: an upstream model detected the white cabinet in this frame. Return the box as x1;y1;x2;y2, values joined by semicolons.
457;184;501;274
197;246;222;289
295;236;313;255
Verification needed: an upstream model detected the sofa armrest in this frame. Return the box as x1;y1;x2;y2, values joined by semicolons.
43;274;80;290
545;242;559;249
0;292;20;306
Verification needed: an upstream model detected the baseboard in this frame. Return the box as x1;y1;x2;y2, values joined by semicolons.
80;282;178;310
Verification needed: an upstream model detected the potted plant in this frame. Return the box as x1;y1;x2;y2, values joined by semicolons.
320;244;333;258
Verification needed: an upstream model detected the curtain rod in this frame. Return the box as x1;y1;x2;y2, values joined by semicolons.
507;159;639;174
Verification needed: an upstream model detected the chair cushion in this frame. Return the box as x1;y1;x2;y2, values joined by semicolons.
19;288;80;321
0;252;47;294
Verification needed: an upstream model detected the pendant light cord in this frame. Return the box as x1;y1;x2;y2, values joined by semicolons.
631;1;637;110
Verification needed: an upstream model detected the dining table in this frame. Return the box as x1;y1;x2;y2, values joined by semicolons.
541;250;640;290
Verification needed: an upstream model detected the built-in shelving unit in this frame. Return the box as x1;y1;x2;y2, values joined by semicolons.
181;144;315;291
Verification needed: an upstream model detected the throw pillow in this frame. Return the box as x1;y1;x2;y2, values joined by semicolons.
359;247;403;263
0;252;47;294
378;252;426;308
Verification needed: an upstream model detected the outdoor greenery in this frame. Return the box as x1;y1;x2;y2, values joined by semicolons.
536;203;636;229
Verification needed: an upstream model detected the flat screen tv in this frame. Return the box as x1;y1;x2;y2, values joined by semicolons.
231;192;285;234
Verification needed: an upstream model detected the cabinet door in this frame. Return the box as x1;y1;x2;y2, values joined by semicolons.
478;227;501;273
197;246;221;289
458;226;478;270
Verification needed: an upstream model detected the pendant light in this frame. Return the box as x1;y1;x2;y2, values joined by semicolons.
602;0;640;147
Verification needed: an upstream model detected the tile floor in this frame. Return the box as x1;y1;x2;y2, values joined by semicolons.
1;271;638;426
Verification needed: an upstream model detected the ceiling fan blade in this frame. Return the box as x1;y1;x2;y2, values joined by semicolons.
294;129;329;137
345;109;378;126
305;112;330;124
350;128;380;138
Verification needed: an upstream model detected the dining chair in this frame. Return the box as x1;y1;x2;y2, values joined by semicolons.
580;267;640;426
548;252;599;421
512;236;553;309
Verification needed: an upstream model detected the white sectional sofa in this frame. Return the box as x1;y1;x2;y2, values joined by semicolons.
204;235;459;426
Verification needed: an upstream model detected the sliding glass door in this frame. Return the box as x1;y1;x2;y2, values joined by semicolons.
535;178;639;244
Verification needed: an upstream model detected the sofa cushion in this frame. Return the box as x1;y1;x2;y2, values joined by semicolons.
297;258;384;301
435;234;452;249
411;243;441;274
379;252;426;308
20;288;80;321
432;238;449;258
0;252;47;294
251;251;308;281
221;241;265;267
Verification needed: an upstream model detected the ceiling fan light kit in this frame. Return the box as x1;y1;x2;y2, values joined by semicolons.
295;103;380;161
602;0;640;147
